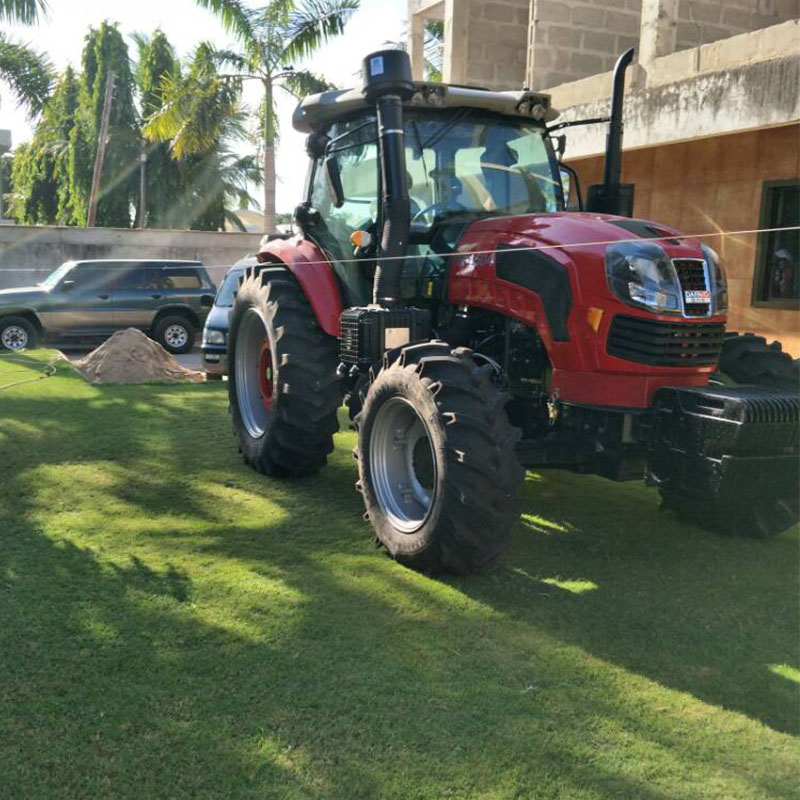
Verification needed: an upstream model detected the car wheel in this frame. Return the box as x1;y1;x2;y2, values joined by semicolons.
154;316;195;354
0;316;39;351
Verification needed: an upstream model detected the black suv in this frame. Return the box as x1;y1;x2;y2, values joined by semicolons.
0;260;215;354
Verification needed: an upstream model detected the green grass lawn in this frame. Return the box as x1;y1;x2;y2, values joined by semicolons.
1;351;798;800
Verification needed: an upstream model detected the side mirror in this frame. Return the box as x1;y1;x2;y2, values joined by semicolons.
200;294;214;308
324;150;345;209
559;169;571;203
555;134;567;161
61;280;75;292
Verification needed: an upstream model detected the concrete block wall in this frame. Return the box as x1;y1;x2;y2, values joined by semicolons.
462;0;531;89
0;226;263;290
528;0;643;90
674;0;799;51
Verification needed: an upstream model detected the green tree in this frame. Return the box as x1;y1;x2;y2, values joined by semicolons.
68;21;140;227
133;30;183;228
8;65;79;224
146;0;358;233
144;46;260;231
0;0;52;116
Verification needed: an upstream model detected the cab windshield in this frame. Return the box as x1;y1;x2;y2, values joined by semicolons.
404;109;559;224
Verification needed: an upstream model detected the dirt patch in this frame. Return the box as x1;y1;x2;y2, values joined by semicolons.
72;328;205;384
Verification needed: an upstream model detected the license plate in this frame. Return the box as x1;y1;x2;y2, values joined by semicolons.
684;290;710;303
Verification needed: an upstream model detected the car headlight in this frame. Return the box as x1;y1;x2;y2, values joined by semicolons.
203;328;225;345
605;242;681;314
702;245;727;312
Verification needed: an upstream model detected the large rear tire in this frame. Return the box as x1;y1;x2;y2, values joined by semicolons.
715;332;799;391
355;342;524;574
228;264;341;477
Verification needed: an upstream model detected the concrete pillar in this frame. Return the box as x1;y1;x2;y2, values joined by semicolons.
408;11;425;80
639;0;679;66
443;0;469;84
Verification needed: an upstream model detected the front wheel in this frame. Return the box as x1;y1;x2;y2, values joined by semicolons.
355;342;524;574
0;316;38;351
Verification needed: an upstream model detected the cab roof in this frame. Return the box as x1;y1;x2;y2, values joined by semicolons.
292;81;559;133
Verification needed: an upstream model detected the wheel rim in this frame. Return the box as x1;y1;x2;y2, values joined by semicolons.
164;324;188;349
235;308;272;438
257;341;274;410
369;397;436;533
1;325;28;351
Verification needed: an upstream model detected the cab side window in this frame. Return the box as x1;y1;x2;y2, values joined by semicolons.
310;115;380;259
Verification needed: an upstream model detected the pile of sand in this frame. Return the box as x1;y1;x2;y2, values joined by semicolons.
72;328;205;384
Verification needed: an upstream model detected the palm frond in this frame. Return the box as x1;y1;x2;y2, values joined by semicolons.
282;0;359;64
0;33;53;115
280;68;335;100
0;0;48;25
193;0;257;45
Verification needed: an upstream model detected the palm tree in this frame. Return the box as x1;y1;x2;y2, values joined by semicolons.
0;0;48;24
149;0;358;233
0;0;52;115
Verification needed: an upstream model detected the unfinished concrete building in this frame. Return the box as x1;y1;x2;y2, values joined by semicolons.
408;0;800;354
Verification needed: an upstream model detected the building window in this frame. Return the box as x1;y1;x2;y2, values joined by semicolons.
753;180;800;308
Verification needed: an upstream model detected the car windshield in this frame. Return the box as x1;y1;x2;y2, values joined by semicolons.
39;262;74;289
215;271;242;307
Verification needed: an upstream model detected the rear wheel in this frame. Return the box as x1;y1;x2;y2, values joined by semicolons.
154;315;195;354
715;332;798;390
0;316;38;351
355;342;524;574
228;264;341;477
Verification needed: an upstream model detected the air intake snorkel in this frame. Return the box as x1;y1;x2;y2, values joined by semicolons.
361;49;415;306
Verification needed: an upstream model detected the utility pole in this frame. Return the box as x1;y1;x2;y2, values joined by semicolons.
87;70;116;228
138;146;147;229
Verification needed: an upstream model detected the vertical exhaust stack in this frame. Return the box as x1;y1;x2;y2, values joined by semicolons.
362;49;415;306
586;48;636;217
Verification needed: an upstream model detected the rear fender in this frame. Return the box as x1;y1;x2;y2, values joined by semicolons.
259;236;342;337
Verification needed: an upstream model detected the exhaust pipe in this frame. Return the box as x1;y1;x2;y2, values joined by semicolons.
361;50;415;306
586;47;635;217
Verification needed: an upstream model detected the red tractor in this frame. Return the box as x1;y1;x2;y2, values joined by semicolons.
227;48;799;573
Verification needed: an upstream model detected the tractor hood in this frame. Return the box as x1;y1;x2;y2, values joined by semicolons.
459;212;705;261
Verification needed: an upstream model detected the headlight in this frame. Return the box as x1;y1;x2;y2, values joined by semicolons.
203;328;225;345
605;242;681;314
703;245;728;312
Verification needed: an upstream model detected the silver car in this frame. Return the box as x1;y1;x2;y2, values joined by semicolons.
0;259;216;354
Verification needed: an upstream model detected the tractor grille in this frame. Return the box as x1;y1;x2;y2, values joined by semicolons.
673;258;710;316
607;315;725;366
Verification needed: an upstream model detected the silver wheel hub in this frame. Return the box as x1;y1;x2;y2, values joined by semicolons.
235;308;271;439
369;397;436;533
164;324;188;349
1;325;29;351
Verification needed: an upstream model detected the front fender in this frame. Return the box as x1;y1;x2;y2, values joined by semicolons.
259;236;342;338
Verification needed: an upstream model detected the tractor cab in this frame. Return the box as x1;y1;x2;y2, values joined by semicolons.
293;75;565;308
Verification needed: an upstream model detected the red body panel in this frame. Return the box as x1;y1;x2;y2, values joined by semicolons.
259;236;342;337
450;212;726;409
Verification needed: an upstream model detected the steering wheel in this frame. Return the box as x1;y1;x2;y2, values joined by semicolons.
411;201;448;226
